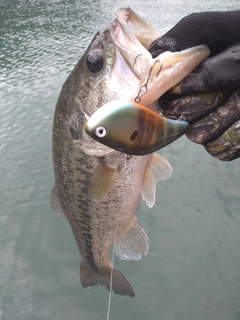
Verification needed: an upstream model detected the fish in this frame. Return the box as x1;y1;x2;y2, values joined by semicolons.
51;7;210;297
85;100;189;155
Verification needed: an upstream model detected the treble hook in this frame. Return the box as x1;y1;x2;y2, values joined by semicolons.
124;154;133;177
134;58;162;103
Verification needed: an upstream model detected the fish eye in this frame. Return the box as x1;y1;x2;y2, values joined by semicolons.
86;51;104;73
95;126;106;138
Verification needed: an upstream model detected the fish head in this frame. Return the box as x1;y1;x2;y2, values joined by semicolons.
65;8;159;141
69;7;162;105
65;8;209;146
65;7;162;145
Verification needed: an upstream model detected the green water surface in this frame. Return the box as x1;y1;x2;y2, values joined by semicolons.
1;1;240;319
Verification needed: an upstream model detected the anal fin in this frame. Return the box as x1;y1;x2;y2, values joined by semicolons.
80;263;135;297
115;217;148;260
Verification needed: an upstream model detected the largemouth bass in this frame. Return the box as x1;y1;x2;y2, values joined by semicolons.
51;7;209;297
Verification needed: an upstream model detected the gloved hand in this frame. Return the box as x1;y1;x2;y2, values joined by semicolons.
159;44;240;161
149;11;240;161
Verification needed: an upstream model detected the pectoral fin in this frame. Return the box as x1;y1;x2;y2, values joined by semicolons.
115;217;148;260
50;186;66;217
141;153;173;208
89;160;118;202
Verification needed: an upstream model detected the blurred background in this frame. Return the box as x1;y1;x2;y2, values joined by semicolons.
1;0;240;319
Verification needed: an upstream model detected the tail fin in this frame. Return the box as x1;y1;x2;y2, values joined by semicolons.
80;262;135;297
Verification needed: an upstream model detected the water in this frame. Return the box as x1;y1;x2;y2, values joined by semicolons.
1;1;240;319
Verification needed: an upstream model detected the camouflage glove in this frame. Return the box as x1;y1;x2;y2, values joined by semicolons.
159;44;240;161
149;11;240;161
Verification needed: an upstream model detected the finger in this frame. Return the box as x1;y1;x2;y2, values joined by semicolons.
186;90;240;144
160;91;230;123
204;119;240;161
149;12;240;58
161;43;240;98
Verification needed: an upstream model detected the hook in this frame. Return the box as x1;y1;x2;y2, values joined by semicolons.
134;59;162;103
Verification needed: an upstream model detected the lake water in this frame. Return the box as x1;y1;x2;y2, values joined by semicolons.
1;1;240;319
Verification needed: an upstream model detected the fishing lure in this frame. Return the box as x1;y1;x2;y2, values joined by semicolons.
85;100;189;155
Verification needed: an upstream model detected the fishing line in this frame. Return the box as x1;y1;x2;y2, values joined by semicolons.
106;210;121;320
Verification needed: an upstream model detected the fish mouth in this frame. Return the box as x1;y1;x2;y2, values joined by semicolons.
109;7;210;105
110;8;162;78
108;8;158;97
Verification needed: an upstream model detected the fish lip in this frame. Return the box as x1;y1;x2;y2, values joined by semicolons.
109;8;155;80
107;8;162;99
109;8;210;106
114;7;161;49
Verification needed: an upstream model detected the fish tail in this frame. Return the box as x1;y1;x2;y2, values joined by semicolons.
80;262;135;297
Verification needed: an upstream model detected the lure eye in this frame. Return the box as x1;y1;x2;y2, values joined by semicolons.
95;126;106;138
86;51;104;73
